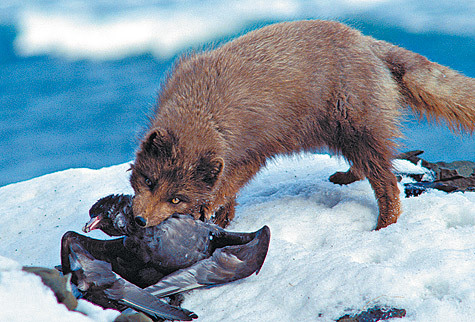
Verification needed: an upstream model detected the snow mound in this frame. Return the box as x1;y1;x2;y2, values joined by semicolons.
12;0;475;60
0;153;474;321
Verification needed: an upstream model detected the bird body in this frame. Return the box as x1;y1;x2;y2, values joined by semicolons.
61;194;271;318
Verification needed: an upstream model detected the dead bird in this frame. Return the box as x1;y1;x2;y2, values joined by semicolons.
81;194;270;274
68;241;198;321
62;194;270;301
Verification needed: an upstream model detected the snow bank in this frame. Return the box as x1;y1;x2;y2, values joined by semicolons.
11;0;475;60
0;153;474;321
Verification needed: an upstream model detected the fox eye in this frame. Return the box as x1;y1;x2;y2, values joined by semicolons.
170;197;181;204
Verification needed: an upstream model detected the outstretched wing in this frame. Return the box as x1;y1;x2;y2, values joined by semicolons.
146;225;270;298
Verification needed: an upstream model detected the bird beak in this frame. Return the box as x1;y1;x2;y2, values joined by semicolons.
83;215;102;233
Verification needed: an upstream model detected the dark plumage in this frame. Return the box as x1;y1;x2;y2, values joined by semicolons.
84;194;136;236
145;224;270;298
62;194;270;314
123;213;269;275
81;194;269;275
68;242;197;321
62;232;164;288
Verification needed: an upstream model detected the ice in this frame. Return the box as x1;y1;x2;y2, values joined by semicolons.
0;153;474;321
10;0;475;60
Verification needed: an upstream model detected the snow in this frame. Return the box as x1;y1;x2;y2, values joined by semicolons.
0;153;474;321
10;0;475;60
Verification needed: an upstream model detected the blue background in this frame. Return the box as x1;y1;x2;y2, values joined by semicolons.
0;2;473;187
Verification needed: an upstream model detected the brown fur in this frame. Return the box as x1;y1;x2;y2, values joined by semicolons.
130;20;475;230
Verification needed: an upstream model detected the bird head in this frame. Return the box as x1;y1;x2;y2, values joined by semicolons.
83;194;135;236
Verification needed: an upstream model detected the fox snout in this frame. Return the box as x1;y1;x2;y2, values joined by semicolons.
132;193;182;227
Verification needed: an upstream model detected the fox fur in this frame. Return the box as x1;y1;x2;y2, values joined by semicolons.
130;20;475;230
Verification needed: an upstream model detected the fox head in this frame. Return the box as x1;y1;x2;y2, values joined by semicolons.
130;127;224;227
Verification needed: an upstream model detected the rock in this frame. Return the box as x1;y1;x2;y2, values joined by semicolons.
396;150;475;197
336;306;406;322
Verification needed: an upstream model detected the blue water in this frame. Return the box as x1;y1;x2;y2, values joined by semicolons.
0;10;474;187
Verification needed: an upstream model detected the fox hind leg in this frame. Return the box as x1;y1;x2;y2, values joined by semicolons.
346;146;401;230
331;119;401;229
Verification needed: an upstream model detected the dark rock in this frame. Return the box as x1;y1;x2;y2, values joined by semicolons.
396;150;475;197
336;306;406;322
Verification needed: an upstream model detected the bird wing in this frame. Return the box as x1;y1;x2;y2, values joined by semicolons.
145;225;270;298
68;242;117;290
106;281;197;321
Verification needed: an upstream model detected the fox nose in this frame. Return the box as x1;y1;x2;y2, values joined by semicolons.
135;216;147;227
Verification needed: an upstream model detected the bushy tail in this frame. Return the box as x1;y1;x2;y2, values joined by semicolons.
371;40;475;133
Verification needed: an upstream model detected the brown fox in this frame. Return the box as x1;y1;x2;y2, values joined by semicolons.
129;20;475;230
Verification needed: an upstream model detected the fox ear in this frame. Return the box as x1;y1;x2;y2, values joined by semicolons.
142;128;174;158
195;156;224;188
